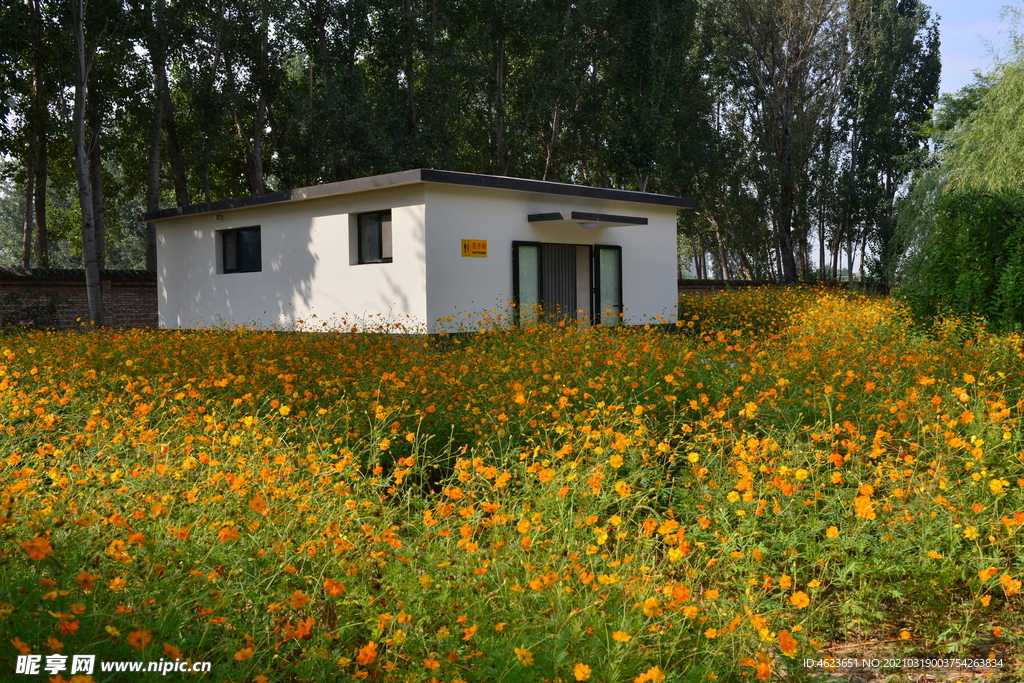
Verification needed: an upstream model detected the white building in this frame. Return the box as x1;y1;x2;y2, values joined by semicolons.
147;169;693;332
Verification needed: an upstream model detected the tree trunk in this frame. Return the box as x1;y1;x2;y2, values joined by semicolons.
150;0;189;207
34;128;48;268
543;102;560;181
22;145;35;269
252;14;269;195
89;108;106;269
403;0;416;137
30;0;48;268
145;67;163;272
73;0;102;326
494;36;508;175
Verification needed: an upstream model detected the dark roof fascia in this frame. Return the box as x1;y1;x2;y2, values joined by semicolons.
419;169;695;209
527;211;649;225
144;169;694;221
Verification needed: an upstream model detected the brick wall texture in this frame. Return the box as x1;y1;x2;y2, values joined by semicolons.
0;268;157;329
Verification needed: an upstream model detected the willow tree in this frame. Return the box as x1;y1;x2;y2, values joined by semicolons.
896;32;1024;329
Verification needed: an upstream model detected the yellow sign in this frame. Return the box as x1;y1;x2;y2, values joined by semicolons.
461;239;488;257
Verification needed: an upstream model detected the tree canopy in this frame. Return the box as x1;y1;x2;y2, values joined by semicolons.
0;0;943;288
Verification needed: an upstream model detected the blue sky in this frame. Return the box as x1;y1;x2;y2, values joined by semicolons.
929;0;1021;95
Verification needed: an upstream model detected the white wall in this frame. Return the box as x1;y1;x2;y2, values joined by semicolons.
156;185;427;330
422;184;680;332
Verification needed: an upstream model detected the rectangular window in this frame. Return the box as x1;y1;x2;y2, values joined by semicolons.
358;210;393;263
222;226;261;273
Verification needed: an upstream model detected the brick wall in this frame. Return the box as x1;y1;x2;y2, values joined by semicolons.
0;268;157;329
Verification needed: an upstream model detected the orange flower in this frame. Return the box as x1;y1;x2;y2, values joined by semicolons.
672;585;691;602
825;526;839;538
75;571;96;590
999;574;1021;596
790;591;810;608
422;657;440;670
21;537;54;561
324;578;346;596
293;616;315;639
979;567;999;581
634;666;665;683
779;629;798;657
162;643;182;659
234;647;254;660
462;625;478;640
356;641;378;666
58;617;80;635
612;631;632;642
574;663;592;681
854;495;876;520
11;637;31;655
127;631;152;650
739;653;772;680
288;590;310;609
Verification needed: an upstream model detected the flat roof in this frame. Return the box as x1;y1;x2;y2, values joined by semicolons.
143;169;695;221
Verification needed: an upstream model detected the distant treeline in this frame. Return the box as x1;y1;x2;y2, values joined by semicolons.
1;0;940;291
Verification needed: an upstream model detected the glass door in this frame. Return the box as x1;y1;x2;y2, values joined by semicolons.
512;242;541;326
593;245;622;326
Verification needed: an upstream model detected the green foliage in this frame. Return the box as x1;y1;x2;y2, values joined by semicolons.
943;59;1024;192
897;190;1024;330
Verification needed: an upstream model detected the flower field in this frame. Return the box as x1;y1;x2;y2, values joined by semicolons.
1;287;1022;682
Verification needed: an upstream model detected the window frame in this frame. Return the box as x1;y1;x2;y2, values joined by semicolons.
221;226;262;274
357;210;393;264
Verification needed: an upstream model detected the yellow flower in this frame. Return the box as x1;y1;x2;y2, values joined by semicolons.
789;591;810;608
612;631;632;643
574;663;592;681
514;646;534;666
826;526;839;538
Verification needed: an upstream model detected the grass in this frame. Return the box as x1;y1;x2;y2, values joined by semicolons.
1;286;1022;682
